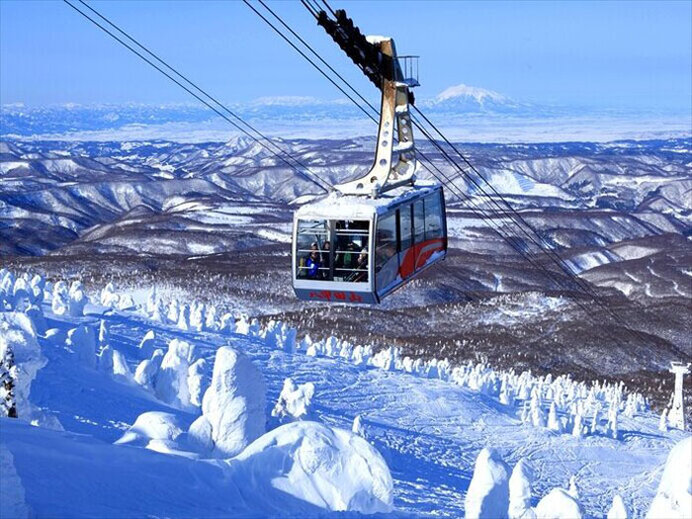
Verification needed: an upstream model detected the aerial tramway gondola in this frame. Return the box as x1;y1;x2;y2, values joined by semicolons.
292;22;447;304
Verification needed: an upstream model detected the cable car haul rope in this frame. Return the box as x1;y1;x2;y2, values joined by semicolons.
243;0;655;349
61;0;654;348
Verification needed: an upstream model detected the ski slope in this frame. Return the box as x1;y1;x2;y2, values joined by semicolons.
1;275;689;518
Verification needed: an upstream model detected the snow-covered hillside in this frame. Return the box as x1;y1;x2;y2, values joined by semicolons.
2;137;690;258
1;269;689;518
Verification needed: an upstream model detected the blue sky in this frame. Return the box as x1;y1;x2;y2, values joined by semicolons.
1;0;690;113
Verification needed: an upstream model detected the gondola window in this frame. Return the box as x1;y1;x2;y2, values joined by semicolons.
376;212;398;290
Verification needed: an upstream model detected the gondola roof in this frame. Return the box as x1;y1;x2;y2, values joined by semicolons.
296;180;440;220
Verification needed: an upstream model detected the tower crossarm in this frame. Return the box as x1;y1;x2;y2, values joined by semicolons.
316;9;419;197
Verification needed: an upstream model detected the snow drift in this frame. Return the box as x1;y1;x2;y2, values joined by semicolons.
228;421;394;515
0;444;30;519
115;411;184;454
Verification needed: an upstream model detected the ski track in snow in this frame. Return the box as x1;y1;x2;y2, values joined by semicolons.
3;302;689;518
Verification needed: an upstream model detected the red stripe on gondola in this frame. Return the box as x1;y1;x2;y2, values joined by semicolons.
399;238;445;278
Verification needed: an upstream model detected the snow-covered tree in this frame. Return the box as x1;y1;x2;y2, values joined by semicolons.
152;299;166;323
67;281;88;317
500;379;515;407
190;301;204;331
277;325;297;353
534;488;583;518
508;458;534;519
204;304;217;331
138;330;156;359
402;356;414;373
98;346;114;373
262;321;297;353
520;401;530;424
567;475;579;499
11;278;31;312
96;345;132;382
307;340;322;357
235;315;250;335
100;282;119;307
624;395;636;418
323;336;339;357
465;448;510;519
218;313;235;333
571;411;584;438
298;334;312;352
167;299;180;324
371;346;400;371
530;393;546;428
0;342;18;418
271;378;315;422
112;349;133;382
248;318;261;336
547;402;562;432
187;358;210;408
352;344;371;366
0;270;14;310
411;357;423;374
590;407;600;435
339;341;353;360
134;349;164;388
51;281;69;315
116;294;135;311
648;437;691;519
607;494;629;519
145;288;158;316
177;304;190;331
188;346;266;458
608;406;619;440
231;421;393;514
98;320;109;346
352;414;365;437
658;408;668;432
154;339;197;408
67;325;97;368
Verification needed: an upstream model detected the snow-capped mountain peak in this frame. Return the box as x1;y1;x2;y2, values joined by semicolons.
434;84;508;105
423;83;526;114
222;134;256;150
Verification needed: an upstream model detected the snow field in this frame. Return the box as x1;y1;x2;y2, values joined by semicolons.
1;269;690;517
1;270;395;516
463;441;691;519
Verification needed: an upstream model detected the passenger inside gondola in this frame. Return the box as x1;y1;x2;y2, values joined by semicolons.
296;218;370;283
321;240;331;280
306;242;321;279
346;248;368;282
334;219;369;282
342;242;357;270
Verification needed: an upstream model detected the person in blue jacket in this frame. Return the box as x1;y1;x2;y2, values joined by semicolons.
306;242;321;278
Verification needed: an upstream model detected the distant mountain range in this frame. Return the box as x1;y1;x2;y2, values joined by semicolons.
2;84;690;143
2;135;690;258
